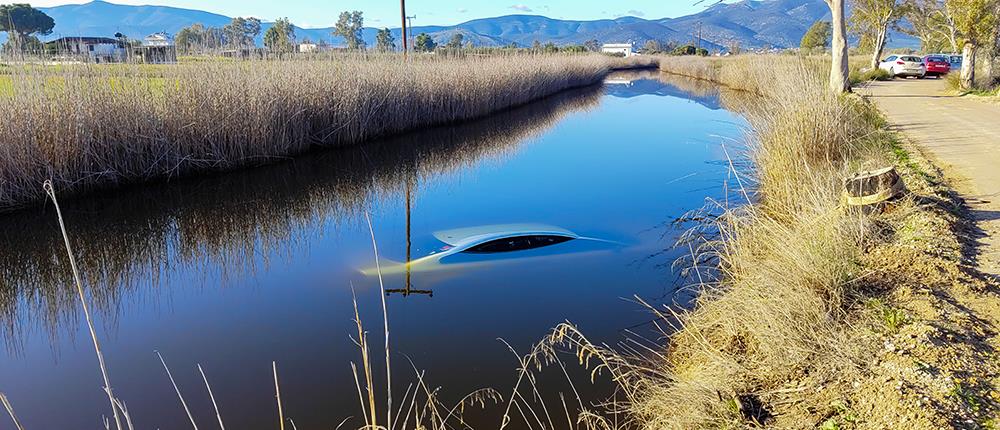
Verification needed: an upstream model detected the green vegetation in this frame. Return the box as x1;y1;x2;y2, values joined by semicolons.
0;3;54;54
849;65;893;84
801;20;832;50
222;16;262;49
850;0;903;69
262;17;295;54
671;44;709;56
414;33;436;52
333;10;365;50
375;28;395;52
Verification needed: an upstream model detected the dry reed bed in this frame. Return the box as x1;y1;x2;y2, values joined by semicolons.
0;54;648;211
0;84;605;351
619;56;898;427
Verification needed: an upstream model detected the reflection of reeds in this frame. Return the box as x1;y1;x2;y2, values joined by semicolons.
0;54;615;210
44;181;129;430
0;82;603;352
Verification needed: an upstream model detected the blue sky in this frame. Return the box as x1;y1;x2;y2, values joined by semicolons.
29;0;728;28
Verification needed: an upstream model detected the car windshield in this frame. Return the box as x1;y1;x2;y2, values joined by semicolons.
926;56;946;63
901;56;921;62
463;235;573;254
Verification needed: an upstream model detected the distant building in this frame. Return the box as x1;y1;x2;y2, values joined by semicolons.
298;43;318;53
140;32;177;64
601;43;635;57
46;37;126;63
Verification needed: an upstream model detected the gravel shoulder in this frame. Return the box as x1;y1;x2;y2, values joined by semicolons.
861;78;1000;275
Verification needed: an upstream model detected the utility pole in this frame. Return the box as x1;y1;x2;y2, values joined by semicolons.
696;20;702;50
406;15;416;51
400;0;408;54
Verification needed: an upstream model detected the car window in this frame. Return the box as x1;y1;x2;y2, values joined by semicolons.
884;56;897;62
926;56;946;63
464;235;573;254
901;56;921;62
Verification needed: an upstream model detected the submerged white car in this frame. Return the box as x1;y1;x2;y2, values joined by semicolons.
879;55;926;78
361;223;618;276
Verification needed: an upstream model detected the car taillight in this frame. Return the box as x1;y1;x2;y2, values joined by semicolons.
896;61;905;65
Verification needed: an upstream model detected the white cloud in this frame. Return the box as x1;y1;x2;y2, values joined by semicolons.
509;4;533;12
627;9;645;17
457;8;469;13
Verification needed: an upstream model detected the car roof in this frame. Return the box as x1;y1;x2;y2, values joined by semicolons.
433;224;578;247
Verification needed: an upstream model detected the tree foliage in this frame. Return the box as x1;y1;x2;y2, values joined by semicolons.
800;20;832;49
176;23;226;54
414;33;436;52
263;17;295;54
851;0;903;68
0;3;54;52
583;39;600;52
224;17;261;48
375;28;395;52
671;44;709;56
641;39;663;54
445;33;464;49
947;0;1000;88
333;10;364;50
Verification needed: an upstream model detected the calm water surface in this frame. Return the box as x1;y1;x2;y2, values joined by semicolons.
0;71;746;429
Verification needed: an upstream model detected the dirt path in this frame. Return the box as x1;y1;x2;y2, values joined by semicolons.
862;79;1000;275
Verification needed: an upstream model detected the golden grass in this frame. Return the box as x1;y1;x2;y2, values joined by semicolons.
600;55;901;428
0;53;653;211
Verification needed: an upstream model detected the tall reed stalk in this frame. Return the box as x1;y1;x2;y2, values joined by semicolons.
43;180;124;430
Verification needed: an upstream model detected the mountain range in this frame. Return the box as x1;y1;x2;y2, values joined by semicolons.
1;0;918;50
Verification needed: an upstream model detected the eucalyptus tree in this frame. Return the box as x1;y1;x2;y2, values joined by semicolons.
413;33;436;52
851;0;904;69
375;28;395;52
823;0;851;92
224;17;262;49
263;17;295;54
445;33;464;49
947;0;1000;89
333;10;365;50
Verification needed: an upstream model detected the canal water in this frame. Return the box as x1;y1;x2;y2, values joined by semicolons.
0;70;747;429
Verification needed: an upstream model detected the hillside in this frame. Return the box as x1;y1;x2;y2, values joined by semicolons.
0;0;918;50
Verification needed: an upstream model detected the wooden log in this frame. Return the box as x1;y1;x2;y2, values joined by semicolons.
844;166;905;207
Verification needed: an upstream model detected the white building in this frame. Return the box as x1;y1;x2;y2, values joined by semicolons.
601;43;635;57
141;32;177;64
297;43;318;53
47;37;126;63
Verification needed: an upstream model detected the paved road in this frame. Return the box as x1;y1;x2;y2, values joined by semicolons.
862;78;1000;274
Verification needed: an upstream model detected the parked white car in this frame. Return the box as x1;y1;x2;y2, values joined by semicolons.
879;55;926;79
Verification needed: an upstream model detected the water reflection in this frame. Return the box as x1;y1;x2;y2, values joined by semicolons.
0;70;751;429
0;84;603;350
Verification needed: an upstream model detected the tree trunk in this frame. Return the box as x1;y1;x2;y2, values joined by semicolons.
985;51;996;86
961;42;977;90
828;0;851;92
870;27;889;70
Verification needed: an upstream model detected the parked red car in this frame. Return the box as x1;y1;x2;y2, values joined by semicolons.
923;55;951;78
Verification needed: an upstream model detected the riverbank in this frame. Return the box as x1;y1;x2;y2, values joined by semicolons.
608;56;1000;428
0;53;655;212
